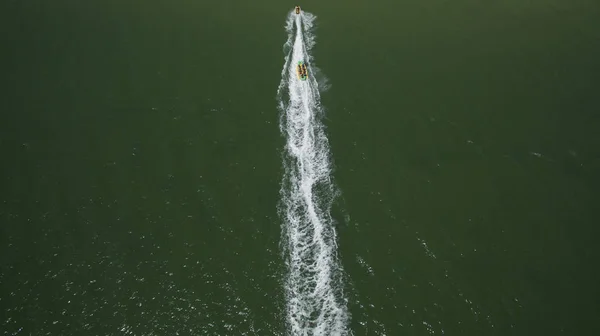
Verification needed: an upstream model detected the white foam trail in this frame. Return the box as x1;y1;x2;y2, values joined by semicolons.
277;10;351;336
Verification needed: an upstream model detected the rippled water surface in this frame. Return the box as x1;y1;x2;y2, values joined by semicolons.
1;1;599;335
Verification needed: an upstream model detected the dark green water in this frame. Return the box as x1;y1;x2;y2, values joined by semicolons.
1;0;599;335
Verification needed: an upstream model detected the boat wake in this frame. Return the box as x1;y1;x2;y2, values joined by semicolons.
276;9;351;336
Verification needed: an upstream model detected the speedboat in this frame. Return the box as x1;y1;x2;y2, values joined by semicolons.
296;61;307;80
295;6;301;15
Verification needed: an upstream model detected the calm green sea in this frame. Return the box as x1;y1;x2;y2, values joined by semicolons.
1;0;599;335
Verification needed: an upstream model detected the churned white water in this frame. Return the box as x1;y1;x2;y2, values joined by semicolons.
276;9;351;336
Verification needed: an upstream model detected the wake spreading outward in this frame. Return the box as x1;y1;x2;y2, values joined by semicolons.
276;8;351;336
